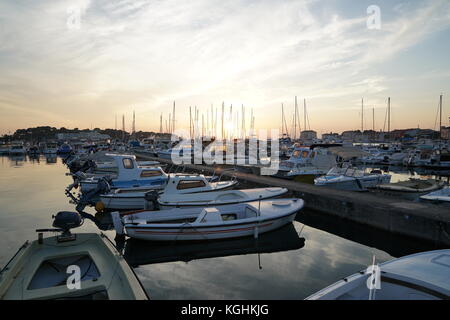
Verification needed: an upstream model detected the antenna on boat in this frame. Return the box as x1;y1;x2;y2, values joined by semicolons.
258;195;262;216
368;255;378;301
439;94;443;145
254;195;263;239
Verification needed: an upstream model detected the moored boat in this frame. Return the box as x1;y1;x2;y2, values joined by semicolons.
370;178;446;200
306;249;450;300
99;173;238;210
0;212;148;300
78;154;168;193
158;187;288;208
314;165;391;191
112;198;304;241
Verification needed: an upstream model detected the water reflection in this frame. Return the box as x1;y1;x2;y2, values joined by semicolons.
45;155;58;164
8;155;26;166
0;155;445;300
296;210;443;258
120;223;305;268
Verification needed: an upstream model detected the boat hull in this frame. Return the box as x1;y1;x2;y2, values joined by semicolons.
0;233;148;300
125;212;298;241
81;178;166;193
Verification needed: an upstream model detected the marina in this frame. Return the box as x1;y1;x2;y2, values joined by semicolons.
0;149;448;299
1;0;450;305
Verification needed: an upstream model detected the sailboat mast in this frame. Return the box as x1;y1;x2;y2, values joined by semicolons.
122;114;125;142
132;110;135;137
115;114;117;140
373;107;375;131
361;98;364;135
172;101;176;134
189;107;192;138
304;99;307;132
440;94;443;142
388;97;391;136
294;96;298;140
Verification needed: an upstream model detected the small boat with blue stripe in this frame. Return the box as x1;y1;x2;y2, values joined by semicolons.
79;154;168;193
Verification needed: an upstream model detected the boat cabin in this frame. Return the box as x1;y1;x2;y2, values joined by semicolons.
107;154;168;182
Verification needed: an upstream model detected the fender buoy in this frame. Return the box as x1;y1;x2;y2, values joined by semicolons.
95;201;105;213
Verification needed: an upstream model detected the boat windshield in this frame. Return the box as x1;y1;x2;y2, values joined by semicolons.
123;158;134;169
177;180;206;190
140;170;163;177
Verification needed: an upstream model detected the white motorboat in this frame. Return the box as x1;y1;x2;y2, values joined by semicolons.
158;187;288;208
388;152;408;166
314;165;391;191
79;154;168;193
112;198;304;241
306;250;450;300
273;146;338;183
371;179;446;200
420;186;450;205
0;212;148;300
99;174;239;210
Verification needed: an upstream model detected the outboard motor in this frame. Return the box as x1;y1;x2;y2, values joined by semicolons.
144;190;160;210
35;211;84;242
75;177;112;212
53;211;83;231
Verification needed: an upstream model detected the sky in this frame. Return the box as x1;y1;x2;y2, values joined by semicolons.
0;0;449;136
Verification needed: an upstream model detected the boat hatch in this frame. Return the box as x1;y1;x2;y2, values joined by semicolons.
27;254;100;290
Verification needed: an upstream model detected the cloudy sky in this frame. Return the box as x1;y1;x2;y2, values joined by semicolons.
0;0;449;136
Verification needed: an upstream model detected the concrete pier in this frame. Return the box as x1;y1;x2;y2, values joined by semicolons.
135;152;450;247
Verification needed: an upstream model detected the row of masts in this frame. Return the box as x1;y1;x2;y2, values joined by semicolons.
159;102;257;140
187;103;256;140
113;94;444;141
281;97;311;139
360;97;391;134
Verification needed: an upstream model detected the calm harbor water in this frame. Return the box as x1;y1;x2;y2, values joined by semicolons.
0;155;443;299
